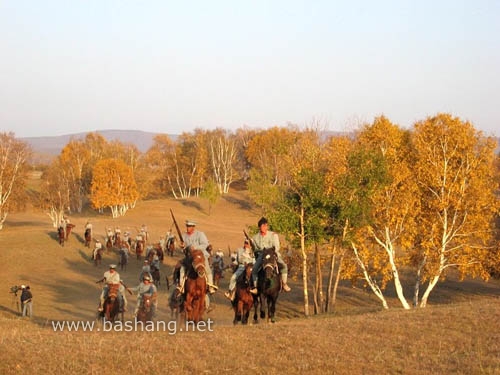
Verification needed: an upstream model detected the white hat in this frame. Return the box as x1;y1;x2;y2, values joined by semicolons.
109;264;117;269
21;285;26;289
185;219;197;226
143;275;151;281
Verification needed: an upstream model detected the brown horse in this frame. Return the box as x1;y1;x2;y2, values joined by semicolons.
106;236;113;250
233;263;255;325
57;226;65;246
212;259;224;288
184;249;207;323
135;239;145;260
65;223;75;241
84;228;92;247
102;284;122;323
136;294;154;323
94;247;103;267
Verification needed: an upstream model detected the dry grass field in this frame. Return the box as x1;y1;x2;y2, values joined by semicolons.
1;188;499;374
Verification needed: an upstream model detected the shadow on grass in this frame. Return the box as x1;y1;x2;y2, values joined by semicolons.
222;195;252;210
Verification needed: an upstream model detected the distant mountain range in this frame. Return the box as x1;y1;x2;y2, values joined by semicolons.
22;129;173;164
22;129;499;165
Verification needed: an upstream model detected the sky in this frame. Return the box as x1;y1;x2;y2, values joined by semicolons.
1;0;499;138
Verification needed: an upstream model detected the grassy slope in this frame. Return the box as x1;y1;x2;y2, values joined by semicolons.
0;190;499;374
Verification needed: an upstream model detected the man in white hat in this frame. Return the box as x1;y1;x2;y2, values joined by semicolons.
96;264;127;312
130;274;157;318
177;219;217;295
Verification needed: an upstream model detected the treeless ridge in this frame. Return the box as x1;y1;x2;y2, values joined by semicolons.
1;190;499;373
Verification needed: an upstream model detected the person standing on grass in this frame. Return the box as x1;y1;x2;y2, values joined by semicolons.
21;285;33;318
250;217;291;294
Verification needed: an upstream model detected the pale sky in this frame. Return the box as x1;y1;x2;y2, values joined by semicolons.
1;0;499;138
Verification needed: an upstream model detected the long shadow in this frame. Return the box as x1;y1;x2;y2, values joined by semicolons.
222;195;253;210
6;220;48;228
180;200;203;212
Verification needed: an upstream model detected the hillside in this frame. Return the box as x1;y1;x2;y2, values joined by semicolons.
0;191;499;373
22;129;175;164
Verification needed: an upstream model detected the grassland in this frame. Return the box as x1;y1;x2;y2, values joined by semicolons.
0;189;499;374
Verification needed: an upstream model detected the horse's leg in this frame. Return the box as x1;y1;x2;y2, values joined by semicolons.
253;294;259;324
269;297;276;323
260;294;266;320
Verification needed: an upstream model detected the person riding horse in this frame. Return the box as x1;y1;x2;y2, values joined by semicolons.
250;217;291;294
225;238;255;301
130;275;157;318
176;220;217;296
96;264;128;312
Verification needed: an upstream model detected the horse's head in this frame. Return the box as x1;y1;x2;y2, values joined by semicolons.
141;294;152;312
190;249;206;278
108;284;120;301
262;247;278;279
245;262;254;279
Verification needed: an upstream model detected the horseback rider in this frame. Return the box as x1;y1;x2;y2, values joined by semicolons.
96;264;128;312
212;248;226;279
93;239;103;259
106;227;114;245
250;217;291;294
225;239;255;301
130;275;158;318
140;224;149;242
176;219;217;296
85;220;93;237
140;260;153;282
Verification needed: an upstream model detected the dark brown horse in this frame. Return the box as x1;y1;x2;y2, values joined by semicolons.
65;223;75;241
84;228;92;247
136;294;154;323
254;247;281;324
151;265;161;288
233;263;255;325
166;236;175;256
184;249;207;323
212;259;225;288
118;247;129;271
57;226;65;246
102;284;122;323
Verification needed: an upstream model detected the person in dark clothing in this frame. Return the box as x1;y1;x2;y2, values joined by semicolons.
21;285;33;318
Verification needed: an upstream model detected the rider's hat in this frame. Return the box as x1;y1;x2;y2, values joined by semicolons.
185;219;196;226
109;264;117;269
143;275;151;281
21;285;26;289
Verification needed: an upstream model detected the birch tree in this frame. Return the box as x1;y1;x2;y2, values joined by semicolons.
207;128;237;194
0;133;31;230
412;113;498;307
354;116;420;309
90;159;139;218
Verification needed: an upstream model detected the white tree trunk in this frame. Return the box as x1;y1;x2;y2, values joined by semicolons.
351;242;389;309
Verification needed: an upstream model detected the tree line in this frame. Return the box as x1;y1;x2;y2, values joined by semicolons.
1;113;499;314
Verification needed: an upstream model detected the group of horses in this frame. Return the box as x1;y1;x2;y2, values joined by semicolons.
232;247;281;324
167;247;282;325
57;223;282;325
